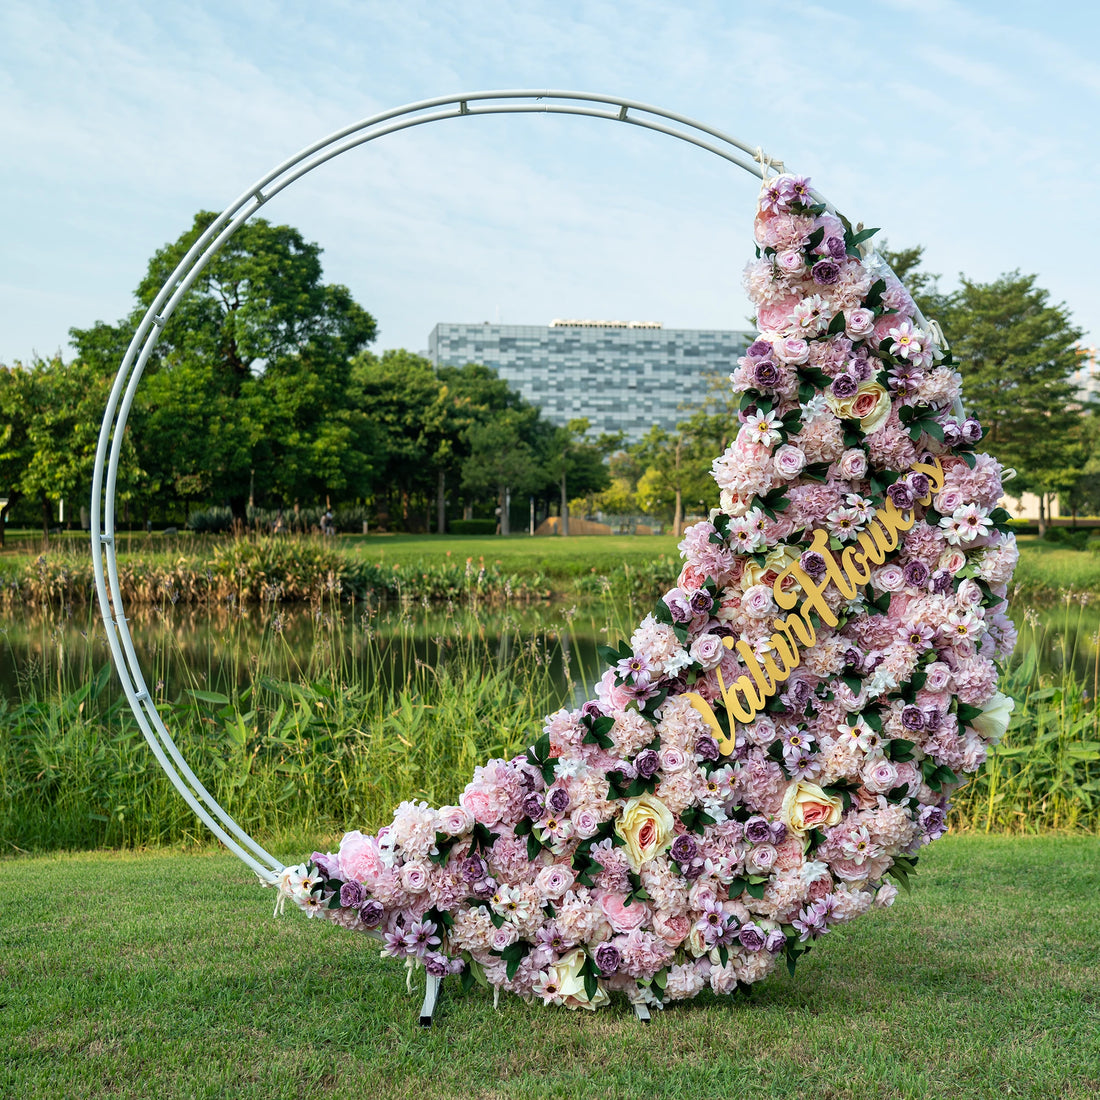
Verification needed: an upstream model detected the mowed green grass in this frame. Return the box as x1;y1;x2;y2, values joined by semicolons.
339;532;682;581
3;835;1097;1100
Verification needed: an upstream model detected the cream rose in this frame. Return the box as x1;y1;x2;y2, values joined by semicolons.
547;948;610;1011
781;780;844;837
615;793;675;872
741;544;800;590
969;690;1015;744
825;380;891;434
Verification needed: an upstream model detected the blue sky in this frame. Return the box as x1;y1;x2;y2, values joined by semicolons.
2;0;1097;365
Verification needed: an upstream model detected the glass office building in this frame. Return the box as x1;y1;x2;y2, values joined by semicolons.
427;320;754;442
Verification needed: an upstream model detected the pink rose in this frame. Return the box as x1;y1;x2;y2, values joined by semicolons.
535;863;574;900
957;578;983;607
845;308;875;338
459;786;503;827
852;388;882;420
652;909;691;947
923;662;953;692
689;633;725;671
837;448;868;480
400;860;430;894
743;584;776;619
775;249;804;276
659;747;689;772
935;487;966;513
773;444;806;479
338;830;386;884
745;843;777;875
774;336;810;365
490;924;519;951
599;891;650;933
570;806;602;839
874;564;906;592
437;805;474;836
757;294;800;332
939;548;967;575
862;757;899;794
595;668;636;712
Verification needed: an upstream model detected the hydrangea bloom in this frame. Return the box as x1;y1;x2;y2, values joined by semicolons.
276;174;1016;1012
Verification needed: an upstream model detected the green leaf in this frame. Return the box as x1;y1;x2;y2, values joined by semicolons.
186;689;231;706
827;310;847;336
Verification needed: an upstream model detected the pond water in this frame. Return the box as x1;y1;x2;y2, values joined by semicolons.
2;593;1097;707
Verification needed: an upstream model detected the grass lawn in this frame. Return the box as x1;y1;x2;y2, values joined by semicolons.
2;834;1097;1100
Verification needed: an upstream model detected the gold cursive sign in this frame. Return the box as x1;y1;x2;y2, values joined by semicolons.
685;458;946;753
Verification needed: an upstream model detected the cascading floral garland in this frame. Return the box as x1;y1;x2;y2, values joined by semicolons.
274;174;1017;1010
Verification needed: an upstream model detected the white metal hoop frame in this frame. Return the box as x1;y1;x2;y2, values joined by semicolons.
90;90;927;884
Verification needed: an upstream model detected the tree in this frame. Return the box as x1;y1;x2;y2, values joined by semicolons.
541;418;615;535
632;420;714;537
938;272;1084;533
461;408;542;535
0;357;123;542
71;211;377;518
348;350;442;529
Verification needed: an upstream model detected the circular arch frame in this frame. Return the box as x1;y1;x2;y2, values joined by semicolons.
90;90;925;883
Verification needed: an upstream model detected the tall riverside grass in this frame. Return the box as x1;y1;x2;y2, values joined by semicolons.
952;596;1100;833
0;536;551;609
3;586;1100;853
0;595;623;852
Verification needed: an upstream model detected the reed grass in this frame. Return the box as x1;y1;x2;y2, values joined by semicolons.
0;591;636;852
3;578;1100;853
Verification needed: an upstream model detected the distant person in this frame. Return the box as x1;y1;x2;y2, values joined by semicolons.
322;508;335;536
273;508;286;535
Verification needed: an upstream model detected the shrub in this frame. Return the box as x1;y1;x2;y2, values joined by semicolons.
186;506;234;534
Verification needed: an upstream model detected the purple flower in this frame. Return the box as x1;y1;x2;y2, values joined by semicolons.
827;235;847;261
747;338;773;358
594;942;622;974
339;881;365;908
633;748;661;779
616;653;651;683
923;706;943;732
800;551;828;580
580;700;606;721
941;419;963;447
382;929;409;958
901;704;926;732
811;259;840;286
744;816;772;845
423;951;450;977
764;928;787;954
887;482;915;510
536;922;574;954
358;899;385;928
792;903;830;943
738;922;767;952
523;792;546;821
689;589;714;616
310;852;340;879
663;588;694;625
547;786;570;814
903;560;930;588
907;472;930;499
670;834;699;864
405;919;441;958
962;418;983;444
930;569;953;595
694;735;720;762
919;803;948;841
754;360;782;389
830;373;859;399
769;820;788;845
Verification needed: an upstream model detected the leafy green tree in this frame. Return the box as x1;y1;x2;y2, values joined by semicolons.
71;211;377;517
348;350;442;529
938;272;1084;531
0;357;121;541
632;421;714;536
541;418;615;535
461;407;542;535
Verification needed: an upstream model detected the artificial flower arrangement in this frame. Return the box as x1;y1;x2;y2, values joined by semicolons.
274;174;1017;1011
